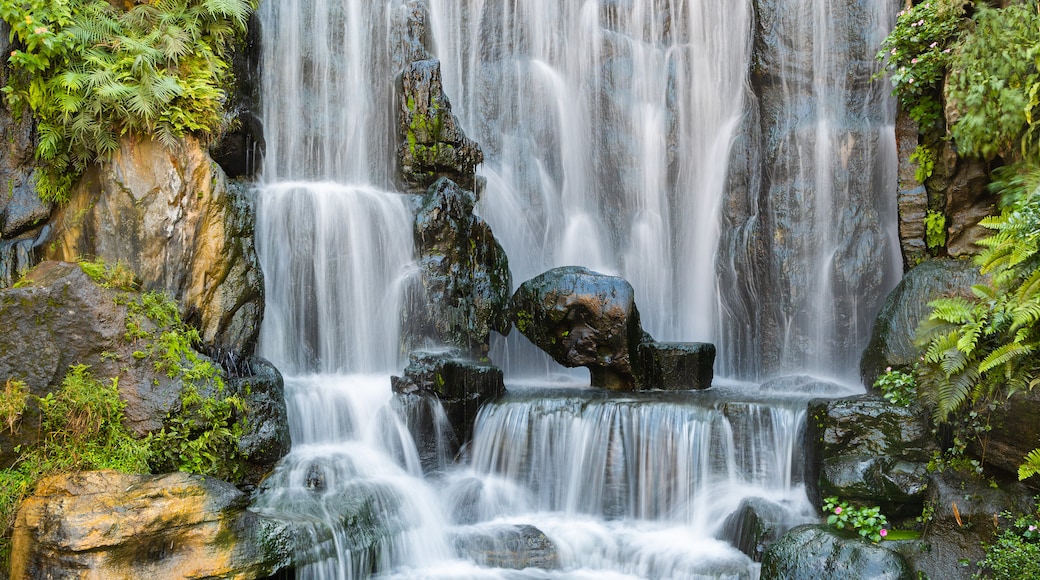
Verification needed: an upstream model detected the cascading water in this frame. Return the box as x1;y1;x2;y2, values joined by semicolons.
251;0;900;578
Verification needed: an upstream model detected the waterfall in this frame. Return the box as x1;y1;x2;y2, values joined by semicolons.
251;0;900;577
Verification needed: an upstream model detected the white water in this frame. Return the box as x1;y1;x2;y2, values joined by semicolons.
251;0;899;577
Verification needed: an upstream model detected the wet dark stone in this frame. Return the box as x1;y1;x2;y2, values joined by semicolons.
720;497;790;562
807;395;935;517
391;350;505;460
221;355;291;483
210;12;264;179
511;266;644;390
761;524;914;580
860;258;982;389
451;524;559;571
404;178;512;357
305;464;325;491
636;341;715;390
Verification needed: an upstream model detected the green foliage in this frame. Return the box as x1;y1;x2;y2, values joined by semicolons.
925;210;947;250
0;379;28;432
78;257;137;290
912;144;937;183
976;506;1040;579
946;3;1040;160
823;496;890;543
1;0;256;203
1020;448;1040;481
877;0;964;132
875;366;918;407
125;291;247;480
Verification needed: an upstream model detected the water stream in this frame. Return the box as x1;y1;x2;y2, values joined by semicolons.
251;0;900;577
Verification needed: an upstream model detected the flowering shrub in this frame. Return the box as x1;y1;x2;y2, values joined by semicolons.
823;497;889;543
874;366;918;407
976;508;1040;579
876;0;964;132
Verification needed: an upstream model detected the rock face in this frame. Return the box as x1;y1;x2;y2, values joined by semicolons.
397;60;483;193
10;470;294;580
220;355;292;483
807;395;936;517
637;341;715;390
860;258;982;388
391;350;505;468
720;497;790;563
43;136;264;354
209;13;264;180
511;267;645;390
978;386;1040;477
405;178;512;356
760;525;914;580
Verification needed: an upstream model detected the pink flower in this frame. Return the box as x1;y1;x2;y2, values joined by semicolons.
911;58;918;64
908;78;915;84
886;366;892;372
930;42;938;49
880;529;888;537
835;506;843;515
1030;525;1037;531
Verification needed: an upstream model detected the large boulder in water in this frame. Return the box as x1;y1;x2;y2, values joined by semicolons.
511;267;645;390
761;524;914;580
404;178;512;356
451;524;559;571
42;135;264;354
860;258;982;388
720;497;791;563
807;395;936;517
10;470;294;580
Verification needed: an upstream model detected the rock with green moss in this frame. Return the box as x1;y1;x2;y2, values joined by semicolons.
404;178;512;356
761;524;914;580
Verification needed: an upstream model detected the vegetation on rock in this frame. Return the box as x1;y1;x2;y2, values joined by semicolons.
976;503;1040;579
823;496;889;543
0;0;256;203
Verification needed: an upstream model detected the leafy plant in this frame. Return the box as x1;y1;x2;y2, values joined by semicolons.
0;379;28;432
875;366;918;407
823;496;890;543
877;0;965;132
946;3;1040;160
1;0;256;202
78;257;137;290
911;144;937;183
1021;448;1040;481
925;210;947;250
976;507;1040;579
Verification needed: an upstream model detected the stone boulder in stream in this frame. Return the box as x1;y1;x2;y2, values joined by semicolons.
10;470;294;580
761;524;914;580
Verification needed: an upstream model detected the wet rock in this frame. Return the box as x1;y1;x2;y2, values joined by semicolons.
10;470;294;580
860;258;982;388
210;12;264;179
760;524;914;580
391;350;505;463
43;136;264;353
389;0;434;72
404;178;512;356
0;226;50;288
511;266;645;390
928;141;994;257
807;395;936;517
759;375;851;396
219;355;292;482
720;497;790;562
451;524;559;571
977;385;1040;478
895;111;928;267
636;341;715;390
397;59;483;193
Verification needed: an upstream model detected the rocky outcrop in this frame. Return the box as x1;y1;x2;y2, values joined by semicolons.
43;136;264;354
927;139;994;257
392;350;505;469
404;178;512;356
860;258;982;388
807;395;936;517
511;267;645;390
637;341;715;391
976;386;1040;477
720;497;791;563
210;12;264;180
760;525;914;580
896;111;929;266
451;524;559;571
10;470;294;580
220;355;292;484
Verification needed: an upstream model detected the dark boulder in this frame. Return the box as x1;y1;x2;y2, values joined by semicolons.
219;355;292;484
391;350;505;468
636;341;715;390
404;178;511;356
510;267;644;390
975;386;1040;478
807;395;936;517
209;12;264;179
397;59;483;193
720;497;791;562
761;524;914;580
860;258;981;388
451;524;559;571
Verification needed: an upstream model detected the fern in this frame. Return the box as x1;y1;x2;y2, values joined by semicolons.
1020;449;1040;480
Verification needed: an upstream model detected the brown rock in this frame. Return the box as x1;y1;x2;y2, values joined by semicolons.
43;136;263;353
10;470;293;580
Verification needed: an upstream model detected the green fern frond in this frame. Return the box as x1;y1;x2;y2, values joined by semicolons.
1019;448;1040;480
979;342;1032;373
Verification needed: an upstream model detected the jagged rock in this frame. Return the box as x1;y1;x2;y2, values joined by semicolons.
389;0;434;72
860;258;982;388
928;140;994;257
43;136;264;353
720;497;790;562
404;178;512;356
451;524;559;570
391;350;505;467
760;524;914;580
397;59;483;193
807;395;936;517
896;111;928;267
219;355;292;483
511;266;645;390
10;470;294;580
636;341;715;390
